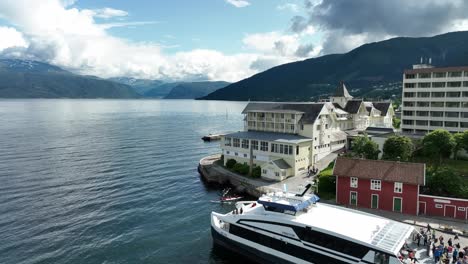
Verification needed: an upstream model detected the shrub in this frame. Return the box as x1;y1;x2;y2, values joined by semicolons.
233;163;249;175
220;154;224;164
251;166;261;178
225;159;237;169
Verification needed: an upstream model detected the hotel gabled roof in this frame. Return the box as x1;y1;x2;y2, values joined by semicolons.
333;157;425;186
242;102;325;124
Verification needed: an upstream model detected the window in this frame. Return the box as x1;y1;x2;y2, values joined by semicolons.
404;83;415;88
462;112;468;118
419;73;431;78
432;82;445;87
233;138;240;148
463;91;468;97
435;204;443;209
251;140;258;150
447;92;461;97
430;111;443;117
271;143;277;153
464;81;468;87
403;111;413;116
296;146;299;155
403;119;413;125
405;74;415;79
447;81;462;87
394;182;403;193
461;122;468;128
445;112;459;118
417;102;429;107
431;92;445;98
418;82;431;88
224;137;231;146
446;102;460;108
403;101;414;107
416;120;428;126
430;102;444;108
243;154;247;158
463;102;468;108
404;92;415;97
417;92;430;98
448;71;462;77
350;177;358;188
234;152;238;156
445;121;458;128
241;139;249;149
260;141;268;151
434;72;446;78
374;252;390;264
416;111;429;117
275;172;280;177
262;169;267;174
226;151;230;154
465;71;468;77
371;179;381;190
430;121;443;126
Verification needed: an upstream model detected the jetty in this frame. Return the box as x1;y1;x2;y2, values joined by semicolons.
201;133;224;142
198;154;330;198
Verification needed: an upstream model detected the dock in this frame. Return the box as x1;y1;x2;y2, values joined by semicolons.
201;133;224;142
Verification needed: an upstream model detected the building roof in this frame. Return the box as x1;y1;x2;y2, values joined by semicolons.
365;126;395;135
333;157;425;186
333;81;353;98
372;102;391;116
272;159;292;169
242;102;325;124
223;131;313;144
404;66;468;74
343;99;364;114
331;131;347;142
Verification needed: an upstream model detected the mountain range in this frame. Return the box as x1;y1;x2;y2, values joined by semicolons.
202;31;468;101
0;59;140;98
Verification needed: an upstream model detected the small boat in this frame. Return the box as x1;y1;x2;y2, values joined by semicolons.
202;133;224;142
211;188;243;203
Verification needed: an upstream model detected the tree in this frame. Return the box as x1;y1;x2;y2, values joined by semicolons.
422;129;455;164
453;131;468;160
352;134;380;160
392;117;401;129
225;159;236;169
382;135;413;161
425;167;468;198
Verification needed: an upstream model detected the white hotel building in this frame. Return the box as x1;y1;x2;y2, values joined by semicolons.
220;83;394;181
401;64;468;133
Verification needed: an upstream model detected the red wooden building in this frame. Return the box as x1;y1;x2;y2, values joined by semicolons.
333;157;468;220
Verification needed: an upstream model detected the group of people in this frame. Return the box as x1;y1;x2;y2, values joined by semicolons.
307;165;318;177
398;225;467;264
422;225;467;263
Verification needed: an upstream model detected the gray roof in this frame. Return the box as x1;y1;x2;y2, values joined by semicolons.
224;131;312;144
272;159;291;169
333;81;352;98
344;99;364;114
372;102;391;116
242;102;325;124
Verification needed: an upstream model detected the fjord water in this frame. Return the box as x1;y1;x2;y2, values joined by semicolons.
0;99;251;264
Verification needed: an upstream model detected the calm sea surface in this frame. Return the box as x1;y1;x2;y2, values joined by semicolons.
0;99;254;264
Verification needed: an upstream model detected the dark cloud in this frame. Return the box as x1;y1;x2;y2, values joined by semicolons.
295;43;314;57
290;15;309;33
291;0;468;54
309;0;468;36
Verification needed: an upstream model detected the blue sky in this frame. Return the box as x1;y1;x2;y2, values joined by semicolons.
76;0;317;54
0;0;466;82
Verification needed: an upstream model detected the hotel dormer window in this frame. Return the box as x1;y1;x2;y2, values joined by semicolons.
224;137;231;146
241;139;249;149
394;182;403;193
233;138;240;148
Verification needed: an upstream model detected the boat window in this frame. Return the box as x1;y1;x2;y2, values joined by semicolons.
229;224;349;264
294;227;369;259
374;252;390;264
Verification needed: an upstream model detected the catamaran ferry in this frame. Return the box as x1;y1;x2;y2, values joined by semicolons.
211;185;417;264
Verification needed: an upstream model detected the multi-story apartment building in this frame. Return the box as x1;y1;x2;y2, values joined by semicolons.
220;83;395;182
401;64;468;133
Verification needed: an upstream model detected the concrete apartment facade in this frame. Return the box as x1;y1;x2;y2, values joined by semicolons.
401;64;468;133
220;83;394;181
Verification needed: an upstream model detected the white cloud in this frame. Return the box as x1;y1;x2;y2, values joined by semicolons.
277;3;299;12
225;0;250;8
0;27;28;51
92;7;128;19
